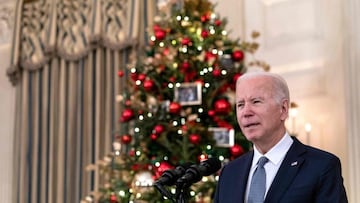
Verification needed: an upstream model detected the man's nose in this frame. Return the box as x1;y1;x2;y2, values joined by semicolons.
242;103;254;117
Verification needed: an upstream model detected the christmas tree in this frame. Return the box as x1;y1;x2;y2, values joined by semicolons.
84;0;268;202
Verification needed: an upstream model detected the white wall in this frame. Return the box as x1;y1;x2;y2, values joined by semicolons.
0;0;15;202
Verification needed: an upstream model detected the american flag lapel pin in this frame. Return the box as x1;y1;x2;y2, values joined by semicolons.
291;161;298;166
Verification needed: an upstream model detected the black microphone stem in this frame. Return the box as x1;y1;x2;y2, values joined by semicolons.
154;183;176;203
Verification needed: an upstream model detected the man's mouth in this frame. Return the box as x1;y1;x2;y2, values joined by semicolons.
243;123;260;128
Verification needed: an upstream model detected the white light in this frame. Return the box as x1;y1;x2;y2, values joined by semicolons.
222;30;227;35
150;36;156;41
198;108;203;113
131;68;136;73
134;127;140;132
305;123;312;133
205;83;210;88
219;155;224;161
184;16;189;21
135;80;141;85
168;83;174;88
176;15;182;21
212;49;218;54
147;113;153;117
218;50;223;55
136;151;141;156
203;68;208;73
221;70;227;75
173;121;178;126
119;190;126;197
208;66;214;71
210;29;216;34
200;71;204;75
206;145;212;150
197;46;203;51
182;47;188;53
190;191;196;196
175;83;181;87
159;42;165;47
177;130;183;134
139;115;144;120
290;108;298;118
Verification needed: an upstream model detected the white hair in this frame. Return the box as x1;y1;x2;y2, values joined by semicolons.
237;72;290;105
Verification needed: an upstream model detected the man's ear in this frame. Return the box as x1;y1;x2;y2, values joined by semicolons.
280;99;289;121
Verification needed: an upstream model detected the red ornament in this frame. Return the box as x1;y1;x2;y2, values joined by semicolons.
110;194;118;203
130;72;138;81
230;144;244;157
155;29;166;40
120;134;132;144
129;148;135;156
169;76;176;83
205;51;216;61
212;68;221;77
181;37;192;46
215;19;222;26
117;70;124;77
181;61;191;71
169;102;181;114
232;50;244;62
153;24;162;32
200;13;211;22
143;79;154;91
120;109;134;122
153;124;165;134
150;133;158;140
208;109;216;117
189;134;201;145
214;99;231;114
155;161;174;178
137;73;146;81
201;30;209;38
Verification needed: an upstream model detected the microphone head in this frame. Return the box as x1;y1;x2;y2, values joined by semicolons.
155;162;193;186
176;157;222;186
200;157;222;176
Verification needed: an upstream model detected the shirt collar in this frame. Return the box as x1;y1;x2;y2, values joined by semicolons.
252;133;293;167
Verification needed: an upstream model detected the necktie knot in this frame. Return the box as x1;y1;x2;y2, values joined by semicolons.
257;156;268;168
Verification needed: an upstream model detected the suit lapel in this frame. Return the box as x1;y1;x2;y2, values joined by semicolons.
223;151;253;202
237;152;253;202
265;137;306;203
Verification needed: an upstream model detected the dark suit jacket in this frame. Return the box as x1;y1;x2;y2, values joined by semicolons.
213;137;348;203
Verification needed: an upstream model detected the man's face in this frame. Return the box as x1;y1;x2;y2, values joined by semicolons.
235;77;288;143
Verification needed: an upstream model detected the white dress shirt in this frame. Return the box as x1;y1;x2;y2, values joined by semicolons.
244;133;293;203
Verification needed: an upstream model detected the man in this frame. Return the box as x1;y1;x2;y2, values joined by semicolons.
213;72;348;203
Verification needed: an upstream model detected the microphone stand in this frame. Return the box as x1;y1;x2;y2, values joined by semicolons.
175;187;190;203
153;181;191;203
175;181;191;203
154;183;176;203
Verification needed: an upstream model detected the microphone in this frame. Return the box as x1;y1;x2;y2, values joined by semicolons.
155;162;193;186
176;157;221;188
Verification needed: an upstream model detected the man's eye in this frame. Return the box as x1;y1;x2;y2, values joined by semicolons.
237;103;244;108
253;100;261;104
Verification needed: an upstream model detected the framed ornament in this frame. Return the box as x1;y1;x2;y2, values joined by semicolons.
174;82;202;106
209;127;235;147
